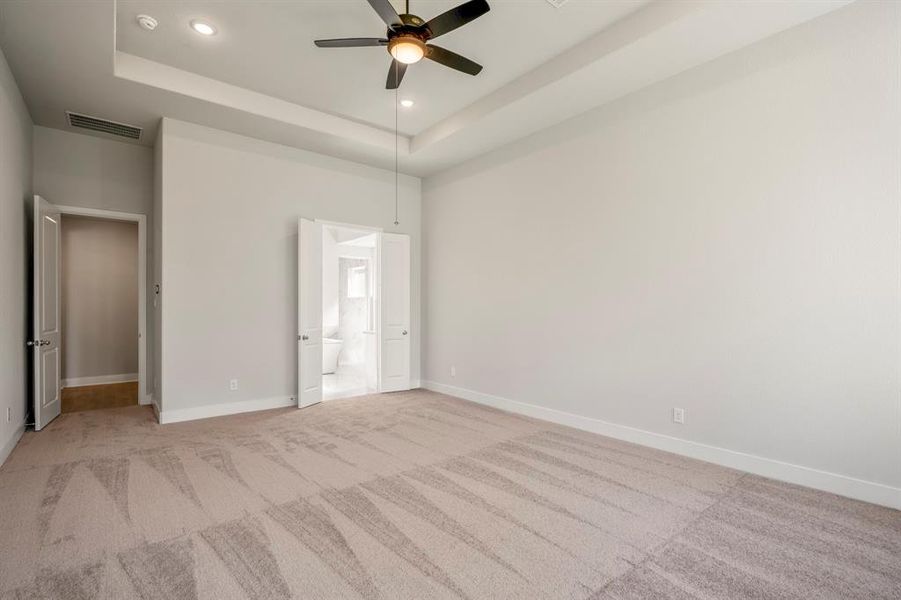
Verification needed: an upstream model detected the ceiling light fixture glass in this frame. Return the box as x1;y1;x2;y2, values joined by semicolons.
388;37;425;65
190;20;217;36
400;99;414;108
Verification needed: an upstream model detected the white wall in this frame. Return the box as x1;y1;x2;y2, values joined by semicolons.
33;127;152;215
33;126;155;394
338;253;374;365
423;1;901;506
60;215;138;383
0;46;32;465
159;118;421;417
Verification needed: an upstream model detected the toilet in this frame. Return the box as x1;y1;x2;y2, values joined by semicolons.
322;337;343;374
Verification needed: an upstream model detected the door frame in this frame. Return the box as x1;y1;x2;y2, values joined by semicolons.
315;220;383;234
314;219;390;397
55;204;149;406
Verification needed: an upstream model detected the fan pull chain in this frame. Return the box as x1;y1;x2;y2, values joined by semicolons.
394;65;399;226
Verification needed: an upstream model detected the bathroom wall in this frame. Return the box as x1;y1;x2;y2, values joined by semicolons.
338;256;371;365
322;228;339;336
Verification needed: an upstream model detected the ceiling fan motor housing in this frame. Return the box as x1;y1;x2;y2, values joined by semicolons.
400;13;425;27
388;14;430;41
387;14;430;64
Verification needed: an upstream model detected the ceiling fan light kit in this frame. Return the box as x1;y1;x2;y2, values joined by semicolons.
388;37;426;64
314;0;490;89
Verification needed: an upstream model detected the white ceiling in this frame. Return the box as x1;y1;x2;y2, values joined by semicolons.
116;0;646;136
0;0;850;176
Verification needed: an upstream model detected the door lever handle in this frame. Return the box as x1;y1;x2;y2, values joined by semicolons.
402;330;408;336
300;335;309;341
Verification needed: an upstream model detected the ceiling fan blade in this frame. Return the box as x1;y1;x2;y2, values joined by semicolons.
314;38;388;48
367;0;402;29
386;59;407;89
425;45;482;76
425;0;490;39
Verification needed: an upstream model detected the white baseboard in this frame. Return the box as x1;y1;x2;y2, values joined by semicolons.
0;425;25;468
151;395;161;423
421;380;901;510
158;395;297;425
62;373;138;388
411;379;421;389
140;394;152;406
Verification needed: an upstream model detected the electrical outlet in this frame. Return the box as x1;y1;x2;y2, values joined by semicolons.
229;379;239;391
673;408;685;424
450;366;456;377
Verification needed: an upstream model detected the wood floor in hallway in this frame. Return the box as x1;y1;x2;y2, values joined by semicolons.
61;381;138;413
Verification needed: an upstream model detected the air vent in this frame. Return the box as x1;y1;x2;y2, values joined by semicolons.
66;112;142;140
545;0;569;7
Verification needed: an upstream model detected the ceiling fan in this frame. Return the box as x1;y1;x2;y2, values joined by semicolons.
314;0;490;89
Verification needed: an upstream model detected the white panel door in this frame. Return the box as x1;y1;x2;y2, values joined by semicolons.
297;218;322;408
33;196;62;430
379;233;411;392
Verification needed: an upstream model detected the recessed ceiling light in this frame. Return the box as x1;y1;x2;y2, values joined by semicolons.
190;20;216;36
136;14;158;31
400;99;414;108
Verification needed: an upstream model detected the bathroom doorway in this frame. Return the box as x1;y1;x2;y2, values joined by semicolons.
321;224;378;400
297;218;411;408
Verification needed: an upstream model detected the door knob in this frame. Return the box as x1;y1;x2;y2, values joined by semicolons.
402;330;408;336
300;335;309;341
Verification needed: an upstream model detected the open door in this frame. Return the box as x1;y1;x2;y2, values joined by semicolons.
379;233;411;392
297;218;322;408
32;195;62;430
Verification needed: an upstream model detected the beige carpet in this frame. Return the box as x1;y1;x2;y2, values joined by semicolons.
0;390;897;599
